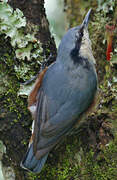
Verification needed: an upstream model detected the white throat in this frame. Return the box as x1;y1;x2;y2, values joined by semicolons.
79;29;96;64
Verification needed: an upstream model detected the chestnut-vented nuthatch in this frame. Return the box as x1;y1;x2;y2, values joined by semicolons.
21;9;98;173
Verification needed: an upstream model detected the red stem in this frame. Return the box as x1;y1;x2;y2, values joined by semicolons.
106;38;112;61
105;24;115;61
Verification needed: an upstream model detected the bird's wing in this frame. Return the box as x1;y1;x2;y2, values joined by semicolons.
32;86;86;160
31;85;78;160
31;62;97;160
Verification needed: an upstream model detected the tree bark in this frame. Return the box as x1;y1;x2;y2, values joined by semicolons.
0;0;56;179
9;0;57;61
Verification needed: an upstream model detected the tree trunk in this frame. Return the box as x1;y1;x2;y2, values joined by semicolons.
0;0;56;179
8;0;57;61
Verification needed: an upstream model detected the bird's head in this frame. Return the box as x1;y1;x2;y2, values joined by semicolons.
57;9;95;64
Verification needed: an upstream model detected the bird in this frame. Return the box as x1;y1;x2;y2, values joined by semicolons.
21;9;98;173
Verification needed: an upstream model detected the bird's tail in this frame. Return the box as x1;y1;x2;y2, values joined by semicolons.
21;143;48;173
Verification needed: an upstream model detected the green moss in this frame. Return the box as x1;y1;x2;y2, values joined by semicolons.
26;128;117;179
0;1;45;120
83;138;117;180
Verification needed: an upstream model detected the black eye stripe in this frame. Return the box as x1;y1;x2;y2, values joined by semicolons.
70;27;84;63
79;28;84;37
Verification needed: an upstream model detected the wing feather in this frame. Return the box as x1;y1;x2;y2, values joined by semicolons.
31;62;97;160
32;90;79;160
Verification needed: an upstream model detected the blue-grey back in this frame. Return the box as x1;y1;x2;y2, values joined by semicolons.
41;60;97;126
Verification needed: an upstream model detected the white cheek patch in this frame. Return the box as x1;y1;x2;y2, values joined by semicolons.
79;29;96;64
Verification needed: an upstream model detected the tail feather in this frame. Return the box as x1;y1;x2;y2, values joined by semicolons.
21;144;48;173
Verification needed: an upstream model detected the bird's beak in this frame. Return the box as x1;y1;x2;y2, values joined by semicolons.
81;9;92;29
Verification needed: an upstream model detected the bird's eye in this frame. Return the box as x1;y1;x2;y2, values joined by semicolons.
79;29;83;37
